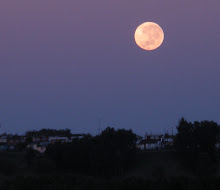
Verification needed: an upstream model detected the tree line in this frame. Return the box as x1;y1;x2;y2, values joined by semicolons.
26;128;72;137
174;118;220;175
45;127;137;176
1;118;220;177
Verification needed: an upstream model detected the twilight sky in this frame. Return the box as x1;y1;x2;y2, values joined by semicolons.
0;0;220;136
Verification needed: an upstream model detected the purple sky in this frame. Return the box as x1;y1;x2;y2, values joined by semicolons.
0;0;220;136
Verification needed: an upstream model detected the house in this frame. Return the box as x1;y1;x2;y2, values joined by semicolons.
137;134;163;150
35;143;47;153
0;136;7;143
0;135;26;151
162;134;175;149
70;134;85;141
49;136;70;144
27;143;38;150
136;135;143;144
19;136;26;143
27;142;48;153
32;136;49;143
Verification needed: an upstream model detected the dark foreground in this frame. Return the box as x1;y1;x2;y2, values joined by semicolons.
1;123;220;189
1;176;220;190
0;151;220;190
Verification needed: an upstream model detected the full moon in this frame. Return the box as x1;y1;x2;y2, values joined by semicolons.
134;22;164;51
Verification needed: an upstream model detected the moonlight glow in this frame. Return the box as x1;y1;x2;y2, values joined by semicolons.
134;22;164;51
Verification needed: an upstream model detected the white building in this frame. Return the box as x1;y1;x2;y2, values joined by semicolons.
137;134;163;150
49;136;70;144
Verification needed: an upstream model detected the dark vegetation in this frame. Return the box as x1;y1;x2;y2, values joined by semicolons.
174;118;220;176
2;176;220;190
46;127;137;176
0;119;220;189
26;128;72;138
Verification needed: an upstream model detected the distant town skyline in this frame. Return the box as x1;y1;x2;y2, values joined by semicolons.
0;0;220;136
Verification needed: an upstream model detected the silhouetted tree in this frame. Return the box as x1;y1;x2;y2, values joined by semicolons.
26;128;72;137
46;127;137;177
46;134;92;173
91;127;137;176
174;118;194;152
174;118;220;174
175;118;220;154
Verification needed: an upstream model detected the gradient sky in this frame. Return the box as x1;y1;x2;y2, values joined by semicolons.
0;0;220;136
